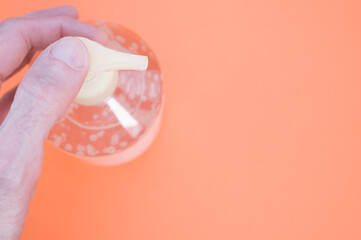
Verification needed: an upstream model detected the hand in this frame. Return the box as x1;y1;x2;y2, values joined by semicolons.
0;6;107;239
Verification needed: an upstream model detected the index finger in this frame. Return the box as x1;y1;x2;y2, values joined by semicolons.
0;16;107;83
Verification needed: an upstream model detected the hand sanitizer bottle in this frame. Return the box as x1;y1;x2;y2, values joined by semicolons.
44;21;164;165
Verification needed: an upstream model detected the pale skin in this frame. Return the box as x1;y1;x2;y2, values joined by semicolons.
0;6;108;239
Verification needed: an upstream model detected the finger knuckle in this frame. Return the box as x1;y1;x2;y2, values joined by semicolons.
21;71;64;103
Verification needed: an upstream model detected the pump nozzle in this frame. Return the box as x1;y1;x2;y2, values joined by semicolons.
74;37;148;105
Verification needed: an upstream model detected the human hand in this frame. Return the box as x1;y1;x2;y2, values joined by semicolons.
0;6;107;239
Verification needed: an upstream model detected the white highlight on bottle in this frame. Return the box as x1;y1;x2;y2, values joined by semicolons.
106;97;142;138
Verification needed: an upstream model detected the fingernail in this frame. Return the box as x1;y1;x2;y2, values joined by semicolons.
50;37;88;69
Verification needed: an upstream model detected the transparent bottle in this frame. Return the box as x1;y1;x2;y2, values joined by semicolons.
40;21;164;165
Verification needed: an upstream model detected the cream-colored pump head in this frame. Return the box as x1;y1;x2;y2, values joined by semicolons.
74;37;148;105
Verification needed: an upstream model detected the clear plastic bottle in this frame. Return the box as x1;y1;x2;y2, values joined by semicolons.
39;21;164;165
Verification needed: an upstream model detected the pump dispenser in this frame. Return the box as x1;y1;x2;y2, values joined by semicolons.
74;37;149;105
37;21;164;165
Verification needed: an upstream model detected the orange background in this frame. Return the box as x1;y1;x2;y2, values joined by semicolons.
1;0;361;239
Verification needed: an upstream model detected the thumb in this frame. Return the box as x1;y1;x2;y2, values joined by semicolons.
0;36;88;176
0;36;89;188
0;36;88;184
3;36;89;140
0;37;88;239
